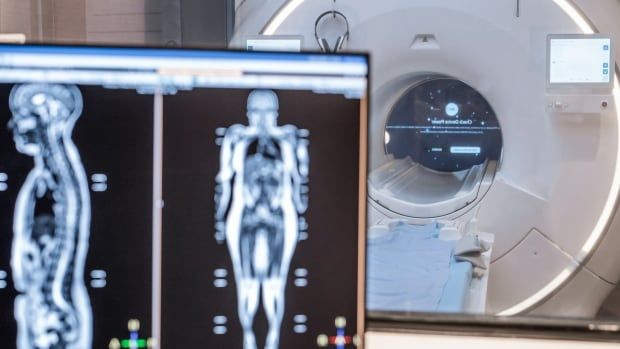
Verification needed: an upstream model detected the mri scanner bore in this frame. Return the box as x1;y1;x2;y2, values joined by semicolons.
231;0;620;323
368;77;502;314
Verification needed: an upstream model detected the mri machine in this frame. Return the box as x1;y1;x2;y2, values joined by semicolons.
230;0;620;321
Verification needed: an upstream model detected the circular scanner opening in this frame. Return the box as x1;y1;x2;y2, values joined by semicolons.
371;76;503;218
385;77;503;173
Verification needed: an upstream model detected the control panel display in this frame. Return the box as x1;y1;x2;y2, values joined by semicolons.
246;35;303;52
548;35;613;87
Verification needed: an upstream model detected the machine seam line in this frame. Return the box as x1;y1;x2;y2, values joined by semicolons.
533;229;615;286
490;228;534;264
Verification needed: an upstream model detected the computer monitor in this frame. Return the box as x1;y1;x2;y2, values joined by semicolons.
547;34;614;89
0;44;368;349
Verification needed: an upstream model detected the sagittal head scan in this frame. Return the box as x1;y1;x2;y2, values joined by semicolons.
216;89;310;349
8;83;92;349
8;84;82;157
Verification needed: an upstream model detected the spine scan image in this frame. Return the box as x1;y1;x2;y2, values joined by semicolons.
8;84;92;349
215;90;310;349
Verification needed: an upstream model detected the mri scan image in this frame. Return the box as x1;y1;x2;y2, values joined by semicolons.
8;84;92;349
161;88;361;348
0;83;155;349
215;90;310;349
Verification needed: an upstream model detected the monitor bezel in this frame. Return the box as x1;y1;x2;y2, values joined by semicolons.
0;41;368;68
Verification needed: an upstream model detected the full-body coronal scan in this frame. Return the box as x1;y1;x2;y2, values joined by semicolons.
9;84;92;349
215;90;309;349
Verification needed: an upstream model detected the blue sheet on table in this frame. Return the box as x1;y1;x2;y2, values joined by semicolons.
437;261;473;313
366;222;455;312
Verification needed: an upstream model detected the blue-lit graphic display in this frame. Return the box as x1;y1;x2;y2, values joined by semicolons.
385;78;502;172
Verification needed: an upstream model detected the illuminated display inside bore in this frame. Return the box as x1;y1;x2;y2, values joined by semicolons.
385;78;502;172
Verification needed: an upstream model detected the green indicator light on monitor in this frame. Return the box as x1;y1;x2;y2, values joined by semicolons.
121;339;147;348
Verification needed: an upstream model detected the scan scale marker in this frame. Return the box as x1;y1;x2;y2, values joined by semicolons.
0;172;7;192
294;268;308;288
90;269;108;288
213;315;228;335
0;270;7;289
91;173;108;192
294;314;308;334
213;268;228;288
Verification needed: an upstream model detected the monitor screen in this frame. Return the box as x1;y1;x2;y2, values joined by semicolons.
0;44;368;349
385;78;502;173
548;35;613;87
